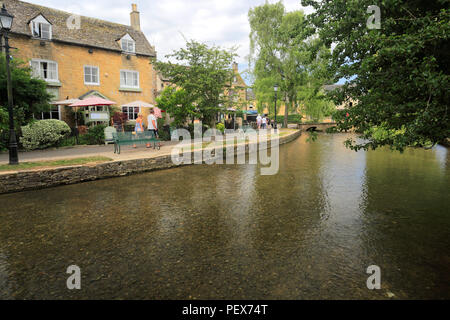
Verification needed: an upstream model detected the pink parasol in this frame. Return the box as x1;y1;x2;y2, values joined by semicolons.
69;97;116;107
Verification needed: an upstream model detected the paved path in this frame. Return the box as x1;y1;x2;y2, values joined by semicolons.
0;141;181;164
0;129;296;165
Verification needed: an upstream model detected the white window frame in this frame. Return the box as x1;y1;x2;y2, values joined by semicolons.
120;34;136;53
84;65;100;85
120;70;140;89
122;106;141;121
30;59;59;83
39;105;61;120
30;15;52;40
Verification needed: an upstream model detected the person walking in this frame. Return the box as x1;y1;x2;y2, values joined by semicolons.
133;113;144;148
256;114;262;130
147;109;161;149
262;115;267;129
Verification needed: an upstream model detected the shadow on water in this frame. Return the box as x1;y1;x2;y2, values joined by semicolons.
0;133;448;299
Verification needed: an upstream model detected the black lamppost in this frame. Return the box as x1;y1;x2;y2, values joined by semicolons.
274;84;279;132
0;5;18;165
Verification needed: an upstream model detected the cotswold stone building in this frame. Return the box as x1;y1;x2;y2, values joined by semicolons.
4;0;158;126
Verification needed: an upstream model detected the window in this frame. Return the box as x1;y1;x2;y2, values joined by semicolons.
36;105;60;120
84;66;99;85
120;70;139;88
46;87;59;101
121;39;135;53
89;106;106;112
31;60;58;82
122;106;140;120
32;22;51;39
233;76;237;83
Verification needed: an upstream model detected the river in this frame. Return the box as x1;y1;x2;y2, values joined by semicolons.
0;133;448;299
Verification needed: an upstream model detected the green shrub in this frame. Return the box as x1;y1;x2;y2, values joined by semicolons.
270;114;303;124
216;123;225;133
80;124;106;145
20;119;71;150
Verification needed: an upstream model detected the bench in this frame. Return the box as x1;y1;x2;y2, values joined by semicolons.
113;132;160;154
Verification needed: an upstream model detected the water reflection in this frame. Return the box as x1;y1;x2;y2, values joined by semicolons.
0;134;448;299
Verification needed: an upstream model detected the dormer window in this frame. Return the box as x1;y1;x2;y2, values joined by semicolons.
120;34;135;53
30;15;52;40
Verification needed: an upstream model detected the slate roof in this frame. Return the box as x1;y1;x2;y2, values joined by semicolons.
3;0;156;57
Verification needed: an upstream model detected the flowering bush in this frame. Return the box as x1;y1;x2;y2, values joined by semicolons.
21;119;71;150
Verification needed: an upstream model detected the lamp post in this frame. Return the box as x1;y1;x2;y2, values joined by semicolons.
274;84;279;132
0;4;18;165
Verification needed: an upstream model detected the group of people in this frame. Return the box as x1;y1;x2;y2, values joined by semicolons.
256;114;272;130
133;109;161;148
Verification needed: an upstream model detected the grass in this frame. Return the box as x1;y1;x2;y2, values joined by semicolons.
0;156;112;172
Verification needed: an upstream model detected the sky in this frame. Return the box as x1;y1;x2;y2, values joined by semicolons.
24;0;315;84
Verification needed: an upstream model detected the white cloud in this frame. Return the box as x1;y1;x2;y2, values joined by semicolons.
23;0;313;72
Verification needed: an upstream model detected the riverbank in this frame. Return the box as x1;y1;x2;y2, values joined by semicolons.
0;129;301;194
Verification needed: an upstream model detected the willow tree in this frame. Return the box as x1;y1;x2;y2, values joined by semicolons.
249;2;332;127
302;0;450;151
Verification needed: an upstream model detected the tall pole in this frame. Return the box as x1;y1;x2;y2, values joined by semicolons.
4;31;18;165
274;90;278;132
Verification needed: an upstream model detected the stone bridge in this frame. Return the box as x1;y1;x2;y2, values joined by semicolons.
288;123;337;132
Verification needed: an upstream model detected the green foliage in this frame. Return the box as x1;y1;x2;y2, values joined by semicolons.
269;114;303;124
216;123;225;133
79;125;106;145
156;87;195;127
302;0;450;151
156;118;170;141
0;53;53;149
155;40;237;126
249;3;332;128
20;119;70;150
0;107;8;150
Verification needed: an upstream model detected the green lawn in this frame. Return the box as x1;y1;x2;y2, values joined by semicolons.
0;156;112;172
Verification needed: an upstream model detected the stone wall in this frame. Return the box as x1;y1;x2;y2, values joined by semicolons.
0;130;302;194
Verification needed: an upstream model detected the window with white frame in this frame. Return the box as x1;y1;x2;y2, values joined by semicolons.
120;70;139;88
122;106;140;120
31;59;58;82
30;15;52;40
84;66;100;85
121;34;136;53
36;105;60;120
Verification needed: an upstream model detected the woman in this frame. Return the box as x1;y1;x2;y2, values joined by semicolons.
133;113;144;148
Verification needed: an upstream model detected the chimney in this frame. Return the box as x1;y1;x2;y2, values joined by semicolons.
130;4;141;31
232;62;238;72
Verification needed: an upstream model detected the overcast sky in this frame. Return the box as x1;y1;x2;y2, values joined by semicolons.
24;0;314;81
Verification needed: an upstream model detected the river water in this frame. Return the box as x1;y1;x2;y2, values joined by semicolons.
0;133;448;299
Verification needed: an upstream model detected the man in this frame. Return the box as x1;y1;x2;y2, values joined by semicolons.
147;109;161;149
256;114;262;130
262;115;267;129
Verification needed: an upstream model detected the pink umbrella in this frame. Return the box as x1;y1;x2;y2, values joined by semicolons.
152;107;163;119
68;97;116;144
69;97;116;107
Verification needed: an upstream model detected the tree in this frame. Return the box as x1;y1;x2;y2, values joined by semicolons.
0;54;52;150
155;40;237;126
302;0;450;151
249;2;332;128
156;87;196;127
